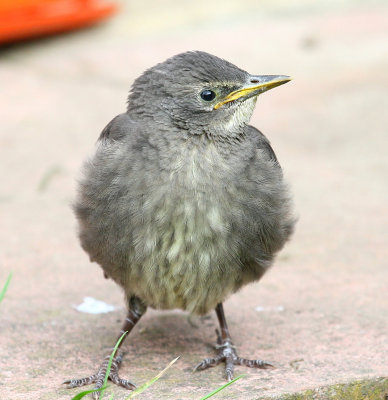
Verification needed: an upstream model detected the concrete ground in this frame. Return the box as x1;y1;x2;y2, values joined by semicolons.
0;0;387;399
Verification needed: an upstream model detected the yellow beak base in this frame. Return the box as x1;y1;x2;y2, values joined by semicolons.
214;75;291;110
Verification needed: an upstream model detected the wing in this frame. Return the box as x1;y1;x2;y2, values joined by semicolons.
245;125;280;167
98;113;134;142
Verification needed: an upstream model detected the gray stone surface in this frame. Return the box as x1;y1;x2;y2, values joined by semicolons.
0;1;387;399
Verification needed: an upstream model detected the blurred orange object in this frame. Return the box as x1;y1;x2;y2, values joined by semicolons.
0;0;117;44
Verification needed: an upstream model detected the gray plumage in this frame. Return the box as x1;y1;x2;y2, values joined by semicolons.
74;51;295;316
65;51;296;396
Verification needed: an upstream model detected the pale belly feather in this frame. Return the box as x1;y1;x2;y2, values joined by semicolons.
124;148;244;314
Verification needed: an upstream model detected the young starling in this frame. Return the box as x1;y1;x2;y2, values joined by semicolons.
64;51;295;398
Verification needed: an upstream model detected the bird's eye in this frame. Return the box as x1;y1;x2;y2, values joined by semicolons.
200;90;216;101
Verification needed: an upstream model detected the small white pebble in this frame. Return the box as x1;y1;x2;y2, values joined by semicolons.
74;296;116;314
255;305;285;312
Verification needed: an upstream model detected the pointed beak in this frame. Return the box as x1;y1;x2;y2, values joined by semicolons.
214;75;292;110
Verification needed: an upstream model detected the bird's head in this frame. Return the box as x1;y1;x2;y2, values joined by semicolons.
127;51;290;137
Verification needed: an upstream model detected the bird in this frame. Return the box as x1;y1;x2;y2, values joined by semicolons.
64;51;295;398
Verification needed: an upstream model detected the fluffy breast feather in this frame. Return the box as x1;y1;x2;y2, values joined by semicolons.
74;134;293;314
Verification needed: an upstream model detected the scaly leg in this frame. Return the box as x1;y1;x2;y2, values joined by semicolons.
64;296;146;399
195;303;273;380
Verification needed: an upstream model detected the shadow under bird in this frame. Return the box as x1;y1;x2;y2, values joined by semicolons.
64;51;295;398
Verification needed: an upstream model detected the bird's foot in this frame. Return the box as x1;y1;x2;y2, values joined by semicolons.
63;352;136;399
194;330;274;381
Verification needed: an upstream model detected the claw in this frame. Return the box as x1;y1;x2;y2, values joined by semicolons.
195;334;274;380
64;353;136;398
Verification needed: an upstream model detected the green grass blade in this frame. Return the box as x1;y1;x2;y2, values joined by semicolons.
125;356;180;399
0;272;12;304
99;331;128;398
199;375;245;400
70;386;107;400
70;331;127;400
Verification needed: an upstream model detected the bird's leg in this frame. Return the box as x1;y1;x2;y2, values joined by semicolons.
195;303;273;381
64;296;146;399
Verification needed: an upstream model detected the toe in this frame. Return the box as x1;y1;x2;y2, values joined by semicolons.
116;377;136;390
194;357;214;371
64;354;136;395
225;358;234;381
194;356;219;371
109;369;136;390
235;357;274;369
63;375;97;388
92;390;102;400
